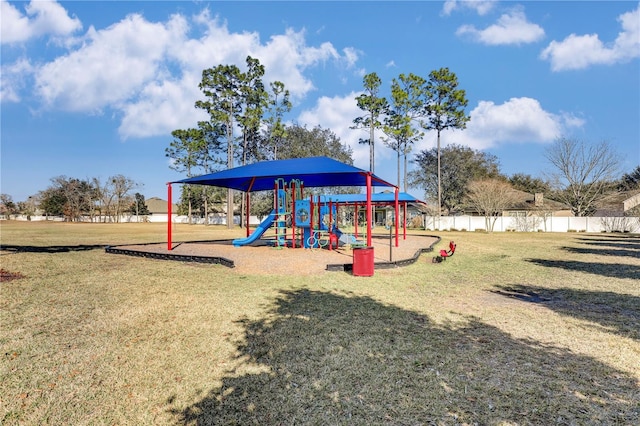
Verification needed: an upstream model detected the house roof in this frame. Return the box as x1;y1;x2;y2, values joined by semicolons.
459;190;571;214
172;156;396;192
595;189;640;214
506;190;570;211
146;197;178;214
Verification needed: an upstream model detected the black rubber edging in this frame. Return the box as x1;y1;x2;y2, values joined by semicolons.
105;234;442;271
325;235;441;272
105;245;235;268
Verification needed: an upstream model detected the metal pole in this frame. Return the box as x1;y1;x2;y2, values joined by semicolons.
394;187;399;247
245;191;250;236
291;180;296;248
366;173;372;247
389;220;393;262
355;204;359;238
274;182;278;243
403;202;407;240
328;199;333;251
167;183;172;251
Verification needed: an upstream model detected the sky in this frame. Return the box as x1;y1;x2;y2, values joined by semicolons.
1;0;639;202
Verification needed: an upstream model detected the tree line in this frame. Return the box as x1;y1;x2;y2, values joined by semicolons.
167;55;638;223
1;150;637;223
0;175;148;222
3;58;637;223
352;69;469;218
351;70;637;219
412;141;639;220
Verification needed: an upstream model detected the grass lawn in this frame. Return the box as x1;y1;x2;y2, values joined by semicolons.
1;221;639;425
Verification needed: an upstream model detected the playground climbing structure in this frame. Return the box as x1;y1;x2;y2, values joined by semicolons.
233;178;343;249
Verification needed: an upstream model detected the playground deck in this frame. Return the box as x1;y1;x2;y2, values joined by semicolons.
107;234;440;275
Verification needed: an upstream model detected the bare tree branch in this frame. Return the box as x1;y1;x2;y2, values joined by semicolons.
467;179;520;232
545;138;620;216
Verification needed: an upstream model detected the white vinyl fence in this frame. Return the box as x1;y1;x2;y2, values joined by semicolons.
3;213;639;233
421;215;640;233
0;213;261;226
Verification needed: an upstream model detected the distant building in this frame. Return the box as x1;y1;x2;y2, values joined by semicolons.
503;191;573;218
145;197;178;215
593;190;640;216
461;190;573;218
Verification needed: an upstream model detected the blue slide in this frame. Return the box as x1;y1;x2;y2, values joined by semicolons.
232;210;278;247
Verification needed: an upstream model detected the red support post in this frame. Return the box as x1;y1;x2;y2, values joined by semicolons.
285;183;289;244
167;183;172;251
274;182;278;243
328;199;333;251
403;201;407;240
310;195;314;243
246;176;256;237
317;195;321;230
394;187;399;247
354;203;359;238
300;183;305;248
366;173;372;247
291;180;296;249
245;191;250;237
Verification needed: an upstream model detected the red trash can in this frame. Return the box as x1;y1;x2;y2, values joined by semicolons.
352;246;374;276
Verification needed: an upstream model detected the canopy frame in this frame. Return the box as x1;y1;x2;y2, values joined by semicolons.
166;156;399;251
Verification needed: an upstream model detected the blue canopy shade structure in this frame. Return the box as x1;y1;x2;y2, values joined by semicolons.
166;156;399;252
172;156;396;191
322;192;425;205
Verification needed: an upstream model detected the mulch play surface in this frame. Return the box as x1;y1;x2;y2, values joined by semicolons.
111;234;440;275
0;268;25;282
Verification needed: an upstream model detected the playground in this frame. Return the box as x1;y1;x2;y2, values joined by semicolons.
4;159;638;424
109;232;440;275
2;221;638;425
109;156;437;274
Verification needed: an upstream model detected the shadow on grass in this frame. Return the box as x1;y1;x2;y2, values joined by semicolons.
577;235;640;244
0;244;105;253
171;289;639;425
561;246;640;258
581;241;640;250
574;235;640;251
526;258;640;280
492;284;640;341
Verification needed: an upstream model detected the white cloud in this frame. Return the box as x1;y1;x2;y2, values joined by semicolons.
456;9;545;45
0;57;33;102
442;0;497;17
342;47;360;68
416;97;584;152
0;0;82;44
559;112;586;129
35;13;187;112
118;74;207;139
298;93;372;169
177;10;261;71
26;6;356;139
1;1;31;43
168;12;348;103
540;5;640;71
251;29;336;101
296;95;585;181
